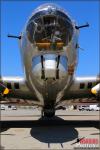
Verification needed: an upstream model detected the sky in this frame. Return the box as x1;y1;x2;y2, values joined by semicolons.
1;0;100;77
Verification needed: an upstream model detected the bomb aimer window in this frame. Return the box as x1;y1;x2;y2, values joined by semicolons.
26;10;73;51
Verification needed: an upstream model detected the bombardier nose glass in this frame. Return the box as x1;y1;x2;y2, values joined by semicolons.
26;8;73;51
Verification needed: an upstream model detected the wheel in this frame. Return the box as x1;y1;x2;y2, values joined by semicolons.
41;109;44;118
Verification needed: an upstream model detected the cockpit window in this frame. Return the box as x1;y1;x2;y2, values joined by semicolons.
26;8;73;51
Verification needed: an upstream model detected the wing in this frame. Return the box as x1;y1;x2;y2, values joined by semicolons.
0;76;38;104
60;76;100;105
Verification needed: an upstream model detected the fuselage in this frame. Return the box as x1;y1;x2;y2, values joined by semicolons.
20;4;79;109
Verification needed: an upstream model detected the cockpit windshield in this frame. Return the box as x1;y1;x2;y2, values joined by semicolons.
26;4;73;51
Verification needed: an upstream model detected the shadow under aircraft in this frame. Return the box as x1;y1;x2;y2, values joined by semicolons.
30;116;78;148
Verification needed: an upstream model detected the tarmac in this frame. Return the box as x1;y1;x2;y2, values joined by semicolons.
0;108;100;150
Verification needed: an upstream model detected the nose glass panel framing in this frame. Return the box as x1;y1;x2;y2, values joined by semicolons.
26;10;73;51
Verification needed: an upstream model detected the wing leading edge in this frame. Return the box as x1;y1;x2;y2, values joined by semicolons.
0;76;37;100
60;76;100;105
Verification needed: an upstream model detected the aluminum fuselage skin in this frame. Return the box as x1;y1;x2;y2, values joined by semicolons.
20;4;79;108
